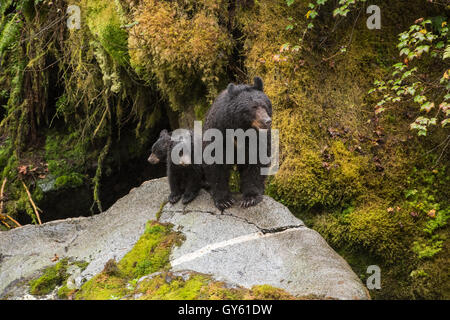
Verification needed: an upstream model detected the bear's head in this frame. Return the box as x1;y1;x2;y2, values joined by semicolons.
226;77;272;130
148;129;171;164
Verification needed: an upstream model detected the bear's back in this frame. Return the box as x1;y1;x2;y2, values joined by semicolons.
204;84;256;130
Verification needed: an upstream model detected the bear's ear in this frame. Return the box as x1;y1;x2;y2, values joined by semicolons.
227;83;238;97
253;76;264;91
160;129;169;137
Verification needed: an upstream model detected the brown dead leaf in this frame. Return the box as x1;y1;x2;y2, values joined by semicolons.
427;209;436;218
18;165;28;175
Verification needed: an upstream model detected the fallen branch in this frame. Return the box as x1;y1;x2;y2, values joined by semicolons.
0;212;22;228
0;218;11;229
0;177;6;214
0;178;21;228
7;214;21;228
22;181;42;225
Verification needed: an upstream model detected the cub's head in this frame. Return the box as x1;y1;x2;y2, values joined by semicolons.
148;129;171;164
226;77;272;130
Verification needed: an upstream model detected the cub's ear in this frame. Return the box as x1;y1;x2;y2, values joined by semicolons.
160;129;169;137
253;76;264;91
227;83;238;97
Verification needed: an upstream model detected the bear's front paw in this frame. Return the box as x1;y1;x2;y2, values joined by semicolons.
240;195;262;208
168;193;182;204
181;191;199;205
214;196;234;211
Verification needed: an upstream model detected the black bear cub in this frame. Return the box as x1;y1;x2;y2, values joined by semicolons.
148;129;202;205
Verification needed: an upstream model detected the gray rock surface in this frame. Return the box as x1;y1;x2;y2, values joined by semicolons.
0;177;370;300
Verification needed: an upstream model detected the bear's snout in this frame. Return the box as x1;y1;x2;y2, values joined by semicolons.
252;107;272;129
148;153;160;164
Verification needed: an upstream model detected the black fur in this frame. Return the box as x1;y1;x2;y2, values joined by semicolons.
148;130;203;205
203;77;272;210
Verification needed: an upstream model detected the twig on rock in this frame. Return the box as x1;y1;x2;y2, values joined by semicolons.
22;181;42;225
0;218;11;228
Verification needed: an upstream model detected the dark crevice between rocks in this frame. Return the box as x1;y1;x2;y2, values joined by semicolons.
258;225;304;235
166;208;304;235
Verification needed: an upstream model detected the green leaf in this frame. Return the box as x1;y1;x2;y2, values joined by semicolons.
444;46;450;59
399;48;410;56
414;95;427;104
420;102;434;113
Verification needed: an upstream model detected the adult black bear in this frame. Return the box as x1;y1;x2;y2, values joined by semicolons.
148;129;202;205
203;77;273;211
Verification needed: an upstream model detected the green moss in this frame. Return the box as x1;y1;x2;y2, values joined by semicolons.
129;0;233;112
249;285;296;300
0;138;12;168
54;173;85;190
76;220;183;300
345;205;409;263
44;131;87;190
82;0;129;66
73;260;89;271
29;259;69;296
268;138;370;210
28;259;90;297
57;284;73;299
0;13;21;59
45;131;85;166
155;201;167;221
138;273;211;300
118;221;183;278
75;273;128;300
75;219;297;300
136;272;297;300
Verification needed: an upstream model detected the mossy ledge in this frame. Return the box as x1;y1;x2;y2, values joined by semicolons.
70;220;298;300
28;258;88;296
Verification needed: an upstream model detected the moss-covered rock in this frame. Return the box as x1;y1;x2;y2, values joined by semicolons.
29;259;69;296
74;217;301;300
135;272;298;300
28;258;90;297
118;221;184;278
129;0;233;115
75;221;184;300
81;0;129;66
1;0;448;300
235;0;449;299
268;138;371;210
